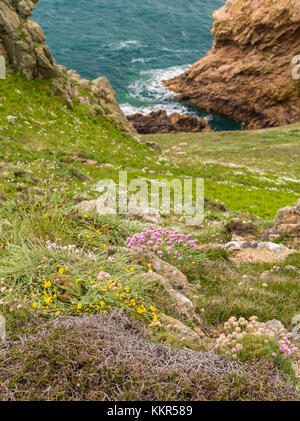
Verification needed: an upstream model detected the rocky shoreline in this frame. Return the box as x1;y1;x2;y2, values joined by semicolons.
127;110;212;134
164;0;300;130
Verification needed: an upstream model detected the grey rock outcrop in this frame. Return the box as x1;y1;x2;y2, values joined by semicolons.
107;246;201;324
265;199;300;244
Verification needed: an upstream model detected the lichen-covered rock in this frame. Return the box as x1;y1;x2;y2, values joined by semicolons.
0;0;54;79
164;0;300;129
0;0;141;142
107;246;202;323
266;199;300;243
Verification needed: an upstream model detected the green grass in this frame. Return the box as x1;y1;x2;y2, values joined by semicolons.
0;72;299;399
194;258;300;327
145;127;300;219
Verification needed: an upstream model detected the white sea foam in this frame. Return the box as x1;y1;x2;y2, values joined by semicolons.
108;40;143;51
121;64;194;116
131;57;157;64
121;102;201;116
131;65;190;99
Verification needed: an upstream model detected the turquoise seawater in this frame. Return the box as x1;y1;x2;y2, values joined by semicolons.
34;0;241;131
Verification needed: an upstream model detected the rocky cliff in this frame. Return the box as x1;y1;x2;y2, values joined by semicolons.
0;0;140;141
164;0;300;129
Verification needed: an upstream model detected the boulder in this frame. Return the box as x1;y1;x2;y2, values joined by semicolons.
225;240;292;262
128;110;212;134
265;199;300;243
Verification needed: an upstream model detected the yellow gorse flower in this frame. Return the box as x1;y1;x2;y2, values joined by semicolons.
43;280;52;289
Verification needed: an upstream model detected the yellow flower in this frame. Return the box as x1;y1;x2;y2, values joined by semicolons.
152;313;158;322
130;299;136;307
32;301;38;309
44;295;53;304
83;214;88;218
103;244;107;249
149;305;156;313
58;267;64;275
43;280;52;289
137;304;147;314
77;302;83;310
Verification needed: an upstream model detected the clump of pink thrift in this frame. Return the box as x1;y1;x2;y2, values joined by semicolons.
126;227;199;262
97;271;111;281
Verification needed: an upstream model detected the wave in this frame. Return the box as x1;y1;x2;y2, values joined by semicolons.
127;64;190;103
121;102;202;116
107;40;143;51
120;64;196;116
131;57;157;64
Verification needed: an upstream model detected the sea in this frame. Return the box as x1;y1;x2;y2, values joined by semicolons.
33;0;241;131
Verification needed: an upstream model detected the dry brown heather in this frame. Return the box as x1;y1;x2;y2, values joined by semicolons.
164;0;300;129
0;311;299;401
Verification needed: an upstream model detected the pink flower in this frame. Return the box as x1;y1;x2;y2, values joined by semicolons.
97;271;111;281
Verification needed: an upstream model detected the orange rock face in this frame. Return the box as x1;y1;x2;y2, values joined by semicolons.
164;0;300;129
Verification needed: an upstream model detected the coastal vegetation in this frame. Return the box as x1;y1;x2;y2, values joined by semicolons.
0;73;299;400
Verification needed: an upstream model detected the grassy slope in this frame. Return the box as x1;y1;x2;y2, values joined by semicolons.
0;73;299;400
145;127;300;219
